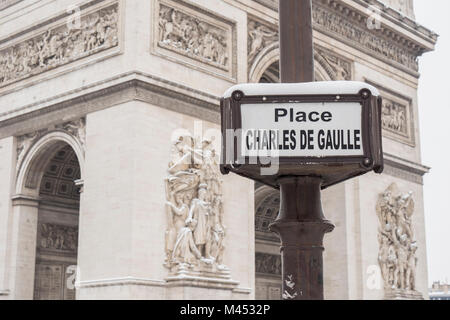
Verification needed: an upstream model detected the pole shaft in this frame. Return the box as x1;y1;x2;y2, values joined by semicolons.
270;177;334;300
275;0;333;301
279;0;315;83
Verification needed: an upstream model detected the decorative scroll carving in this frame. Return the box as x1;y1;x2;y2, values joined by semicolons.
376;184;422;299
164;135;227;275
255;252;281;276
382;99;408;137
158;2;230;70
0;3;119;88
39;223;78;253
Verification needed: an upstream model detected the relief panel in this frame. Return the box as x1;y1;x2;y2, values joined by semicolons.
0;1;120;90
368;82;415;146
154;0;236;81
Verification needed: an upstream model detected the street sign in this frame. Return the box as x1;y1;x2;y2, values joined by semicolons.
220;81;384;189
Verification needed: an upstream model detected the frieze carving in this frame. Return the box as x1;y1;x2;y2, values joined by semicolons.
164;134;228;275
16;118;86;173
313;3;417;72
255;252;281;276
376;183;422;299
382;99;408;137
158;1;231;72
247;1;420;74
0;3;119;88
39;223;78;253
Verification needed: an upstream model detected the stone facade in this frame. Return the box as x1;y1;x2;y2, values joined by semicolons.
0;0;436;300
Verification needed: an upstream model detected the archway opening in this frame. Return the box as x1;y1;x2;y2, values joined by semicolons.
32;144;81;300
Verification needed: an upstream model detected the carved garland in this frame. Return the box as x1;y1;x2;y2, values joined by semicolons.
0;3;119;88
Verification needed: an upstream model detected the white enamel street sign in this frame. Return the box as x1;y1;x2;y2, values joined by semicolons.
220;81;384;189
240;101;363;158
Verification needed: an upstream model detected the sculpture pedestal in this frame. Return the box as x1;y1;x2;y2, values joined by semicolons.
385;289;424;300
166;263;240;299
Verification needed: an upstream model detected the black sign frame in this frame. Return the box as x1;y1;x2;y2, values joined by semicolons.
220;88;384;189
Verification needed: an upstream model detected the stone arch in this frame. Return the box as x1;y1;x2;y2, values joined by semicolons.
16;131;84;197
248;42;338;83
255;185;280;234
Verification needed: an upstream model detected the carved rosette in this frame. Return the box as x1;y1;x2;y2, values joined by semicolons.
376;183;422;299
164;134;228;277
0;3;119;88
16;118;86;173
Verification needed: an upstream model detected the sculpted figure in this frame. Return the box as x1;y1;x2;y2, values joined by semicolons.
164;134;226;273
377;183;419;294
248;21;277;64
188;184;210;257
165;186;191;264
172;219;202;265
406;243;418;291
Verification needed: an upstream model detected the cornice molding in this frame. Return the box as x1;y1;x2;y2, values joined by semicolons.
0;71;221;139
251;0;437;53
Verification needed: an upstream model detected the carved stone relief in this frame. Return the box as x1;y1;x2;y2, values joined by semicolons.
156;0;235;79
248;18;353;81
38;223;78;253
247;20;278;68
0;3;119;88
255;252;281;276
248;1;420;75
16;118;86;174
313;3;418;72
164;134;228;276
314;47;352;81
382;99;408;136
369;83;415;145
376;183;422;299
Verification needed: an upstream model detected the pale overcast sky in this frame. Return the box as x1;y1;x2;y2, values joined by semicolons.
414;0;450;285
